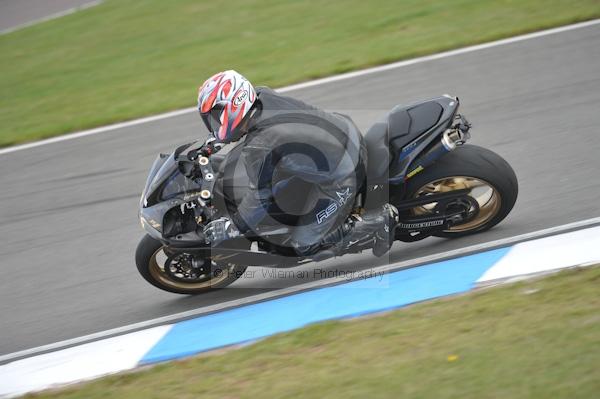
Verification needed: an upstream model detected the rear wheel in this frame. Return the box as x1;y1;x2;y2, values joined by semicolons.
135;235;247;295
401;144;518;238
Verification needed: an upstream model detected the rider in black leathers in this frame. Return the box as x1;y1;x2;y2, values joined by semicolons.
197;70;398;258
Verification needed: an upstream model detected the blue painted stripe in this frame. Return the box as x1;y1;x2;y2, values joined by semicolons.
140;247;510;364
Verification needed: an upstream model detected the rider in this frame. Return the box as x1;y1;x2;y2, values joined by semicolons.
198;70;399;258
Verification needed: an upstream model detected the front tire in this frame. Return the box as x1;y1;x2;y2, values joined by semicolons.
135;235;247;295
400;144;518;238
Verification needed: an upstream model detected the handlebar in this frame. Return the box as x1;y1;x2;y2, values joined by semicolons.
187;140;224;161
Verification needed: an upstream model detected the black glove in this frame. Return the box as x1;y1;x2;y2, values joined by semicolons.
203;217;240;245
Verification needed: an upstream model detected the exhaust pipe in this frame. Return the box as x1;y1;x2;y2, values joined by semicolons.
404;124;470;180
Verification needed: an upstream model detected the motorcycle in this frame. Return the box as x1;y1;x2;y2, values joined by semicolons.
136;95;518;294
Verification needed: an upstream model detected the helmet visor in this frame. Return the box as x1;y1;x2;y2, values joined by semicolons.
201;103;224;136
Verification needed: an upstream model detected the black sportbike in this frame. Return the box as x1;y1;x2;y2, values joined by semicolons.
136;96;518;294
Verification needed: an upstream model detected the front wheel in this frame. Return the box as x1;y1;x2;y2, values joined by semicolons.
400;144;518;238
135;235;247;295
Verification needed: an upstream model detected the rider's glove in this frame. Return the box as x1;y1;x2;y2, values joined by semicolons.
203;217;240;246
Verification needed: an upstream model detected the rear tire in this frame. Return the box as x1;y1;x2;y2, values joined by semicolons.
135;235;247;295
400;144;518;238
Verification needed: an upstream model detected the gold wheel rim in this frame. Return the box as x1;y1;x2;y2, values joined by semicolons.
148;247;232;290
413;176;501;233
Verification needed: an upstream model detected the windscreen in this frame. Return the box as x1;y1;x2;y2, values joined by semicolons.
160;170;203;201
143;151;203;205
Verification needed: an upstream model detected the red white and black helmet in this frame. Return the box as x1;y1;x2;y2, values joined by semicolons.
197;70;257;143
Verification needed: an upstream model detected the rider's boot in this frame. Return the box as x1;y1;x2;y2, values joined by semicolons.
371;204;400;257
314;204;399;260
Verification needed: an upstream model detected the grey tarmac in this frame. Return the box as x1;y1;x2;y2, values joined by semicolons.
0;23;599;356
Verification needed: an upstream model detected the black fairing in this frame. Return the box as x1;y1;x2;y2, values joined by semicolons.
139;140;253;244
139;142;204;241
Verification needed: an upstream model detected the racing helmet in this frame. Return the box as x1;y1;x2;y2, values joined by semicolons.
197;70;257;143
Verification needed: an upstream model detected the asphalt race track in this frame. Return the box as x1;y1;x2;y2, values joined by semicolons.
1;24;599;356
0;0;100;33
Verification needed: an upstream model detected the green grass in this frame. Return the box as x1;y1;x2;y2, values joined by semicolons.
1;0;599;147
27;266;600;399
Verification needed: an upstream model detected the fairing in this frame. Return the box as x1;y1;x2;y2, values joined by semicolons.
139;146;205;241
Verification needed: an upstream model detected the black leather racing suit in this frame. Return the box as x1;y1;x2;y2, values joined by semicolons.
229;87;367;254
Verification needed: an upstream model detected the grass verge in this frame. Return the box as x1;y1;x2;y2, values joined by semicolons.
1;0;600;147
27;266;600;398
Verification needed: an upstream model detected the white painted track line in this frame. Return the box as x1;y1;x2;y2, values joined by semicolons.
1;18;599;156
478;226;600;282
0;325;171;398
1;215;599;365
